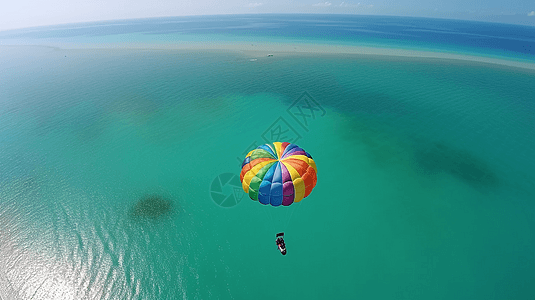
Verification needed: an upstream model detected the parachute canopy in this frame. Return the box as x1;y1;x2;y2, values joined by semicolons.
240;142;317;206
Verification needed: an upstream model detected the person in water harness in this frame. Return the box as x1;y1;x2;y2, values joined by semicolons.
276;232;287;255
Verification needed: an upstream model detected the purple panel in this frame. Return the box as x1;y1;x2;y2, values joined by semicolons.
285;149;306;157
282;195;294;206
282;181;294;196
282;181;295;206
280;162;292;183
281;144;299;158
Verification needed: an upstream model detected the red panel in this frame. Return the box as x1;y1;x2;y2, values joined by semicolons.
240;158;275;181
283;158;310;176
302;167;317;197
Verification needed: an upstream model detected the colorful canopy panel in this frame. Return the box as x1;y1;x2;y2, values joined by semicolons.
240;142;317;206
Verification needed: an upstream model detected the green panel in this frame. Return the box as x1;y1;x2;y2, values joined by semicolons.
248;186;259;201
250;149;276;160
248;162;276;195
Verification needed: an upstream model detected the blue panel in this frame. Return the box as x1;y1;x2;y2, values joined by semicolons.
258;164;276;205
241;156;250;168
270;182;283;196
272;162;282;185
258;191;270;205
259;180;272;195
265;144;277;156
268;163;283;206
270;194;283;206
263;162;276;183
258;144;276;158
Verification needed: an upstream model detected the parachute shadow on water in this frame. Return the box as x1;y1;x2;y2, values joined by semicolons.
414;142;500;189
129;194;176;221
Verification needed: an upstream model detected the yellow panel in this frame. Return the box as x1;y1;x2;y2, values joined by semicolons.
242;160;274;192
281;154;307;162
281;161;300;179
281;155;318;174
273;142;282;159
281;155;317;173
292;178;305;202
242;177;250;193
282;162;305;202
308;158;317;174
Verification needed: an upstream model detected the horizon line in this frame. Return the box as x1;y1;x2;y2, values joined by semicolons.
1;12;534;33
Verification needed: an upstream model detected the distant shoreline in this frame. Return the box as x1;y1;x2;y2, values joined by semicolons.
188;42;535;70
2;41;535;71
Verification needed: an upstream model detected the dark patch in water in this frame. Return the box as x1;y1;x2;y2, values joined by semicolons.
414;142;500;189
130;195;174;221
336;116;501;191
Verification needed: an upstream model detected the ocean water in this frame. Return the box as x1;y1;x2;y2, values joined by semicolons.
1;15;535;299
2;14;535;61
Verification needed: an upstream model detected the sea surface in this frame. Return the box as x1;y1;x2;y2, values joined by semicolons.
1;15;535;299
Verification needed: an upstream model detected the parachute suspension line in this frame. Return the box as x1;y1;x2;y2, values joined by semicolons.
263;201;304;232
261;204;275;230
282;202;302;231
284;204;293;225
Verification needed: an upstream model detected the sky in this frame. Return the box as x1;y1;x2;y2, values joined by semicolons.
1;0;534;31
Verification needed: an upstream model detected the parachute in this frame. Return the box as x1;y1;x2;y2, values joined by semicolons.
240;142;317;206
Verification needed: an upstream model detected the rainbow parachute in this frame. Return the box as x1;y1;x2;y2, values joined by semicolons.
240;142;317;206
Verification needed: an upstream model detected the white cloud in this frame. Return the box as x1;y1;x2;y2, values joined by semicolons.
337;2;373;8
339;2;360;7
528;11;535;16
246;2;263;7
313;2;332;6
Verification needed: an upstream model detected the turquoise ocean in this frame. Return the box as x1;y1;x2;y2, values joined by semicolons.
1;15;535;299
